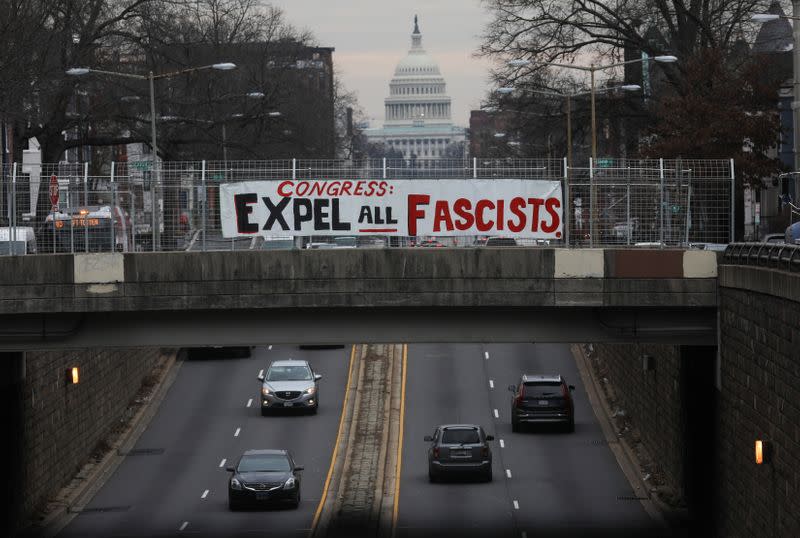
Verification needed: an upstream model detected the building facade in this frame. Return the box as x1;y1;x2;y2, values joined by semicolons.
364;16;466;165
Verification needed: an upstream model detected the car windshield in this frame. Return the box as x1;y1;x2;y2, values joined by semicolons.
334;237;356;247
266;365;312;381
237;454;291;472
441;428;480;444
523;382;563;398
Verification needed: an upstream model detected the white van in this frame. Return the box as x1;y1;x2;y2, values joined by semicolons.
0;227;38;255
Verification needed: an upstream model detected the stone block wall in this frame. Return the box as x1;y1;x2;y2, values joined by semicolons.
717;287;800;538
18;348;166;528
592;343;686;498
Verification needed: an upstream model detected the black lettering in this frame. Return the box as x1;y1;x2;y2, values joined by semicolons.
358;205;373;224
235;193;258;233
262;196;291;231
332;199;351;231
313;199;331;230
386;206;398;224
293;198;313;230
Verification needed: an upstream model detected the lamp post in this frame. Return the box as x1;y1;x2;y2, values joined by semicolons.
497;84;640;170
508;56;677;161
66;62;237;250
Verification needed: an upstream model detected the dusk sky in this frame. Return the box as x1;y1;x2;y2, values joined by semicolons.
269;1;494;128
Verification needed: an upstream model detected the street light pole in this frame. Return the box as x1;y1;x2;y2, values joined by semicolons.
590;67;596;161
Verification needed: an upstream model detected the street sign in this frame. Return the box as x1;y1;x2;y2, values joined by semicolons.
597;158;613;168
49;174;59;210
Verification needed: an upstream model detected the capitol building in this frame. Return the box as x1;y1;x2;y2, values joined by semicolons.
363;16;466;165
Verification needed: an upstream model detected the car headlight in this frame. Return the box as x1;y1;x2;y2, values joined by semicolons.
261;386;271;396
304;386;316;395
230;477;242;490
283;476;296;490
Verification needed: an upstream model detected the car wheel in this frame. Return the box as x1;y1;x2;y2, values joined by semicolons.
511;418;520;433
291;488;301;509
483;468;493;482
428;467;437;483
310;401;318;415
228;498;240;511
566;418;575;433
261;407;269;417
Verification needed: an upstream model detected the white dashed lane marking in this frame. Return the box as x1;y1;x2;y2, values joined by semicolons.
201;489;209;499
179;521;188;531
513;500;519;510
484;351;490;360
506;469;512;478
493;409;499;418
268;345;272;350
234;427;241;437
258;369;264;378
499;439;505;448
489;380;494;389
219;458;226;468
246;398;253;408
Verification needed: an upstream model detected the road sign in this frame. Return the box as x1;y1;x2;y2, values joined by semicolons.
597;158;613;168
49;174;59;210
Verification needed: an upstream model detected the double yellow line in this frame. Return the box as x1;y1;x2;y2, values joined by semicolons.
310;344;408;538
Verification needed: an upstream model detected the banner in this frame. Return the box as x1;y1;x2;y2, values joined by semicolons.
220;179;562;239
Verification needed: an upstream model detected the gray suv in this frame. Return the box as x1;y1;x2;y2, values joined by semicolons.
258;359;322;415
424;424;494;482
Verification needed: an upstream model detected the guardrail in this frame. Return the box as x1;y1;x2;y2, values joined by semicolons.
723;242;800;272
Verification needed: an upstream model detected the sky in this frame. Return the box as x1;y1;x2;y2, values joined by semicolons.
269;0;494;128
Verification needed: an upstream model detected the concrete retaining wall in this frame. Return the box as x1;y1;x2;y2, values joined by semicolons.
16;348;165;531
717;286;800;537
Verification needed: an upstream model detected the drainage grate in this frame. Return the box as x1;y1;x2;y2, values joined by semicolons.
617;495;649;501
119;448;164;456
79;505;132;513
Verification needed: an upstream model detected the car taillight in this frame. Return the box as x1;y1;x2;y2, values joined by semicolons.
433;447;439;459
515;384;524;406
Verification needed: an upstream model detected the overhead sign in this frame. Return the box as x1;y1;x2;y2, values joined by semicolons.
49;174;59;210
220;179;563;239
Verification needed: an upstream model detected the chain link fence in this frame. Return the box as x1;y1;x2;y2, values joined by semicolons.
1;157;733;255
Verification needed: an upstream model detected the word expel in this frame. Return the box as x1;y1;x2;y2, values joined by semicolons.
234;194;351;232
407;195;561;236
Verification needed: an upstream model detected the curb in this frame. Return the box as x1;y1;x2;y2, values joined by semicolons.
30;349;184;538
571;344;669;528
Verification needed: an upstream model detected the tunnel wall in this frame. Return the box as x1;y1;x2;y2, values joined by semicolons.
16;348;165;532
595;264;800;537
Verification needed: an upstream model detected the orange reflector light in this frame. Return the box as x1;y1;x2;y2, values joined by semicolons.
755;440;772;465
70;366;79;385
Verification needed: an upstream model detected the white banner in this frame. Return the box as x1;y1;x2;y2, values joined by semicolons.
220;179;563;239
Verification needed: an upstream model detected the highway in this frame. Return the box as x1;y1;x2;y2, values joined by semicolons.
54;343;670;538
56;345;352;538
396;343;666;538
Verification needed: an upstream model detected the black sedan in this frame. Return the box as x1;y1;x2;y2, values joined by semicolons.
227;449;303;510
425;424;494;482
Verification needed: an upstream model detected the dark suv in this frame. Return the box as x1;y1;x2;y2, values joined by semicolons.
424;424;494;482
509;375;575;432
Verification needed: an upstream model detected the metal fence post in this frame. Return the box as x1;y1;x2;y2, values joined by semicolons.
685;169;693;246
730;158;735;243
10;163;16;252
382;157;387;180
83;163;89;253
473;157;477;179
110;161;116;252
659;158;665;245
201;160;207;252
292;158;297;180
589;158;594;248
626;166;631;246
563;157;570;247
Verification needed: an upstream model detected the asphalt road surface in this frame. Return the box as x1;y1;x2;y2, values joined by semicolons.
55;345;351;538
396;343;670;538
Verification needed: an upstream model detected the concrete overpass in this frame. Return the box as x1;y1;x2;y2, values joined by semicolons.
0;248;718;349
